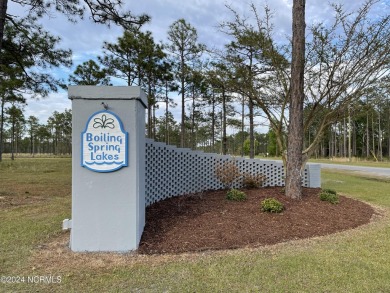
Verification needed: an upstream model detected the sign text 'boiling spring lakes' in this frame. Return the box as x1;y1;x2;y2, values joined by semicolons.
81;110;128;172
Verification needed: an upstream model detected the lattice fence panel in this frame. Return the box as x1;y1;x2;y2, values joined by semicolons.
145;139;319;206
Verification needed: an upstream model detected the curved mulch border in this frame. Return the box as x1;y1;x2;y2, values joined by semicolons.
138;187;375;254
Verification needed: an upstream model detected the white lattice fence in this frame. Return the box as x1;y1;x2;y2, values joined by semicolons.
145;139;321;206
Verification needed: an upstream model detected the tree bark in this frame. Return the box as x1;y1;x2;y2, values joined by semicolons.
180;52;186;148
372;114;375;158
0;96;5;161
241;95;245;157
165;81;169;144
249;97;255;159
286;0;305;199
378;113;382;161
366;112;370;159
211;92;215;152
343;118;347;157
222;87;227;155
388;105;390;159
0;0;7;53
191;86;196;149
348;108;352;161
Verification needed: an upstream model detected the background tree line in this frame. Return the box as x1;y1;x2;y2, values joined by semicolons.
2;93;390;162
0;0;389;165
0;108;72;159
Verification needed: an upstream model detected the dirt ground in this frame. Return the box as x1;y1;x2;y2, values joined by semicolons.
138;187;375;254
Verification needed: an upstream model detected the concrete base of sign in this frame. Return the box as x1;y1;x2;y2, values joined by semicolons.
68;86;147;252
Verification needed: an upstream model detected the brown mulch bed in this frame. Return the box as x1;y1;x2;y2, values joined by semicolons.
138;187;375;254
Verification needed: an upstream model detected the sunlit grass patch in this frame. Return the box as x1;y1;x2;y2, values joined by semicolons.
321;169;390;207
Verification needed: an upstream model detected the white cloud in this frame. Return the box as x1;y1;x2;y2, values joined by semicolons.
24;91;71;124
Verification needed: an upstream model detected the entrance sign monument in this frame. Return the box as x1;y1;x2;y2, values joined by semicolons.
81;110;128;172
69;86;147;252
66;86;321;253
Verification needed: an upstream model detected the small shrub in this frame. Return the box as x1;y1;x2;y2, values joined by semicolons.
320;190;339;204
226;189;247;201
242;172;266;189
215;160;241;189
261;198;284;213
321;188;337;195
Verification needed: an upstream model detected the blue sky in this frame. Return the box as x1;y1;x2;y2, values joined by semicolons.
7;0;389;130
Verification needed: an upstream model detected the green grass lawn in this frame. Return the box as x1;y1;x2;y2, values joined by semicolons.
1;158;390;292
257;155;390;168
311;158;390;168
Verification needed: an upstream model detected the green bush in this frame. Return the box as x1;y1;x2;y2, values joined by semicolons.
226;189;247;201
320;189;339;204
261;198;284;213
322;188;337;195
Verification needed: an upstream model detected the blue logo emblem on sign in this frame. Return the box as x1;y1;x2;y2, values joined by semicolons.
81;110;128;172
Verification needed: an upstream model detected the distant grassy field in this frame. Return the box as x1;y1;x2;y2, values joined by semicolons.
1;158;390;292
311;158;390;168
257;155;390;168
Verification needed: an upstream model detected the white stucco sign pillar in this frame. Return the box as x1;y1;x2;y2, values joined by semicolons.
68;86;147;252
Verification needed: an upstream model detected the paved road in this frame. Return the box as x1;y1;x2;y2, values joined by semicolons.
318;163;390;178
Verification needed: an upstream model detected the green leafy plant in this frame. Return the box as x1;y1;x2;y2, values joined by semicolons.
320;189;339;204
226;188;247;201
242;172;267;189
261;198;284;213
321;188;337;195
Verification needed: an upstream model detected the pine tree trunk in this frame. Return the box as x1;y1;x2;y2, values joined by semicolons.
343;118;347;157
286;0;305;199
388;106;390;159
366;112;370;159
329;126;332;158
165;84;169;144
191;87;196;149
0;96;5;161
211;92;215;151
241;96;245;157
249;97;254;159
11;116;15;160
0;0;7;53
222;88;227;155
378;114;382;161
348;110;352;161
372;114;375;157
180;53;185;148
